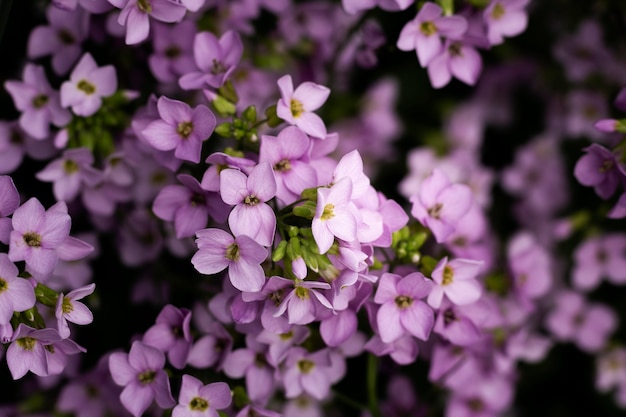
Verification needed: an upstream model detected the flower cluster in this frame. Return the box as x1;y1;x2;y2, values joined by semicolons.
2;0;626;417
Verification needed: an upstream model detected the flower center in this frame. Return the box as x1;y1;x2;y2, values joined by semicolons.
77;79;96;95
138;370;156;385
225;243;240;261
274;159;291;172
177;121;194;139
443;308;457;325
467;398;485;412
165;46;181;58
427;203;443;219
10;129;23;144
62;297;74;314
57;29;75;45
290;99;304;118
448;42;463;57
442;265;454;286
211;59;227;75
244;195;260;206
600;159;614;173
295;286;310;300
0;278;7;293
270;289;284;306
23;232;42;247
395;295;413;309
420;21;437;36
280;330;293;340
64;159;79;174
32;94;48;109
490;3;505;19
17;337;36;351
189;397;209;411
321;203;335;220
297;359;315;374
137;0;152;13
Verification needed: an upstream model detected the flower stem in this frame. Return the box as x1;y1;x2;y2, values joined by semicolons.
367;353;382;417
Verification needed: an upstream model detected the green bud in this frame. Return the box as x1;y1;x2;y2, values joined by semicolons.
242;105;257;124
35;283;59;309
232;386;249;409
212;95;236;117
293;202;317;219
300;187;319;201
218;80;239;104
215;122;232;137
272;240;288;262
265;104;283;128
302;248;319;272
290;236;301;255
436;0;454;15
288;226;299;238
419;255;439;276
615;119;626;134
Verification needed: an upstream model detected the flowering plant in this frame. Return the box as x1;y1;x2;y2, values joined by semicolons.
1;1;626;417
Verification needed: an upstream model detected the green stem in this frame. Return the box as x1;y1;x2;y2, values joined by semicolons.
332;390;367;411
367;354;382;417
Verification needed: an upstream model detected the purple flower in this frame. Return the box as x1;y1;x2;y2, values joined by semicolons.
276;75;331;139
173;374;231;417
427;257;483;309
6;324;64;379
60;53;118;117
149;21;196;83
273;279;333;325
571;234;626;291
4;64;71;139
191;228;268;292
282;347;334;400
427;39;483;89
374;272;434;343
108;0;187;45
396;2;468;67
153;174;223;239
0;254;36;325
36;147;104;202
259;126;317;205
220;163;277;247
483;0;530;46
9;198;93;280
179;31;244;90
222;345;275;403
27;5;90;75
0;175;20;244
109;341;176;417
410;169;473;243
142;96;216;164
545;290;617;353
142;304;192;369
55;283;95;338
312;177;358;254
574;143;626;199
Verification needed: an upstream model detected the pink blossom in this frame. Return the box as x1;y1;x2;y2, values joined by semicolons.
191;228;268;292
219;163;277;247
60;53;118;117
312;177;357;254
276;75;330;139
108;341;176;417
374;272;434;343
427;257;483;309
